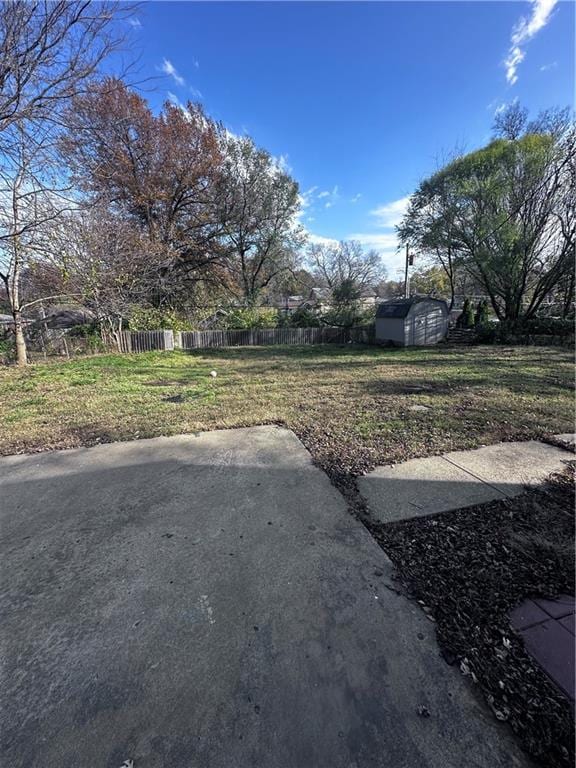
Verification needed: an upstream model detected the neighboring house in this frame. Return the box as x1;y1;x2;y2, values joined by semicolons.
199;309;229;329
375;296;449;347
279;295;307;311
275;287;379;314
275;288;327;313
357;288;379;309
32;307;95;330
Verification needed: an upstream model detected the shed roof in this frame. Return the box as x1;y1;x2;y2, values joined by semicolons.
376;296;448;319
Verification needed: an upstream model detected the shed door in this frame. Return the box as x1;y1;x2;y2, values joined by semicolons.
409;315;426;345
424;308;445;344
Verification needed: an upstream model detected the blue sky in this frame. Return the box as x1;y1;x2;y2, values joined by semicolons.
122;1;574;275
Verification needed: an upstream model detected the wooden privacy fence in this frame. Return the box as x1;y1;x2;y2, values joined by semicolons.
179;325;375;349
116;325;375;353
118;329;174;353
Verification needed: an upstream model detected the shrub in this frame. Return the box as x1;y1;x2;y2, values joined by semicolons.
0;336;15;364
279;307;322;328
128;307;193;332
476;316;575;344
475;324;498;343
321;303;376;329
474;300;490;328
517;317;574;336
218;307;280;330
457;298;475;329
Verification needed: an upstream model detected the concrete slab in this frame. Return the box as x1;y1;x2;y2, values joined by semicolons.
554;433;575;449
444;441;569;496
0;427;528;767
358;456;506;524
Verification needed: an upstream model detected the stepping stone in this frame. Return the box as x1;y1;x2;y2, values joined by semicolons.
533;594;575;619
358;456;505;524
510;600;550;631
443;441;569;496
521;620;575;701
510;595;576;703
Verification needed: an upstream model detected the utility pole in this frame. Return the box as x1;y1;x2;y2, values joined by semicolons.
404;244;411;298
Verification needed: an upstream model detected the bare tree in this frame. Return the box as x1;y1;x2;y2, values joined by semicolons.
0;1;131;365
49;208;160;348
492;102;529;141
307;240;386;326
215;136;304;306
309;240;385;302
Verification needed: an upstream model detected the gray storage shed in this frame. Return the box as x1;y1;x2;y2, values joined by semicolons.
375;297;449;347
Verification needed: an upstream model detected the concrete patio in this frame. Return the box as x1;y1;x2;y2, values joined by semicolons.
0;426;529;768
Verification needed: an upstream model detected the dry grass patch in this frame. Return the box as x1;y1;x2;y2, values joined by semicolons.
0;345;573;475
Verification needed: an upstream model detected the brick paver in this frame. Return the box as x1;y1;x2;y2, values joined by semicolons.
510;595;576;703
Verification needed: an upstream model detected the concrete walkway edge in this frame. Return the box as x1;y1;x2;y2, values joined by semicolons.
359;437;573;525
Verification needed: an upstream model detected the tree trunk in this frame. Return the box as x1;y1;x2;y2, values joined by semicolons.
563;273;575;318
13;309;27;366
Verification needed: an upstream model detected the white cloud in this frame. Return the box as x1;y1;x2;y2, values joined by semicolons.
504;0;558;85
275;154;291;174
370;195;411;228
347;232;404;272
347;232;398;250
350;193;362;203
160;58;185;87
128;17;142;28
189;86;203;100
167;91;183;108
316;185;340;208
511;0;558;45
303;228;404;272
540;61;558;71
505;46;525;86
167;92;195;121
297;186;317;213
307;232;339;247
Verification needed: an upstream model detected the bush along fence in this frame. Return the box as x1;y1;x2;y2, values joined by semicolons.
117;325;375;353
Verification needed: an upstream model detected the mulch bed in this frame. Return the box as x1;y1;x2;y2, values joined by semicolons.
370;465;575;768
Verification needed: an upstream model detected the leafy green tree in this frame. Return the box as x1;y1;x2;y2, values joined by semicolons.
399;116;575;321
409;265;450;297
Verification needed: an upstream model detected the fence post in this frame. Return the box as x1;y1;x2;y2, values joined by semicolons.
173;330;182;349
163;330;174;351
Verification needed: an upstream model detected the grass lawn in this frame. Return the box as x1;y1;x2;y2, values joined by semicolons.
1;344;573;476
